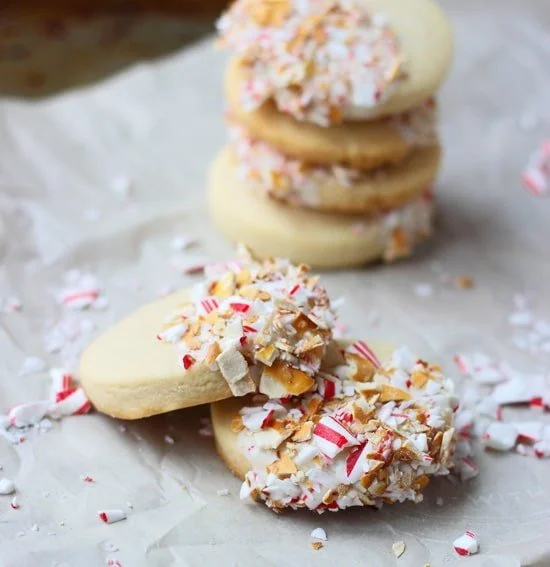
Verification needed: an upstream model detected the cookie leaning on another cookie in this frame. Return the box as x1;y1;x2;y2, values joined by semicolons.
211;340;457;513
208;148;434;268
81;252;337;418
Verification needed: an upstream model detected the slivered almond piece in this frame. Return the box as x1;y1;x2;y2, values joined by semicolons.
311;541;324;551
392;444;419;463
239;285;259;300
260;361;314;396
380;384;412;402
212;272;236;299
351;402;375;424
412;474;430;490
411;371;430;389
268;453;297;477
306;396;323;416
216;347;256;396
345;352;376;382
256;344;279;366
235;268;250;285
295;334;325;354
292;421;314;442
205;341;221;366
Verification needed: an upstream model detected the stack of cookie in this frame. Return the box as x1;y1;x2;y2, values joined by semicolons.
208;0;453;269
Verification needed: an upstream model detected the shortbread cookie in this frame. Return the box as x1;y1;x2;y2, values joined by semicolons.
230;124;441;213
80;290;232;419
211;340;457;512
217;0;453;125
208;148;434;268
226;60;436;169
81;254;336;418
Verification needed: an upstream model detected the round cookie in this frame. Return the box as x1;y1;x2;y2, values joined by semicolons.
208;148;434;269
80;290;232;419
226;59;419;169
211;340;457;512
230;125;442;213
218;0;453;124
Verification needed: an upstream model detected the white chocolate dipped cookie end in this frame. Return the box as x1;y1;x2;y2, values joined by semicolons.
211;340;457;513
208;148;434;269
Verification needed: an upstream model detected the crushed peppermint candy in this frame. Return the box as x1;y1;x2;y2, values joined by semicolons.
522;140;550;197
310;527;327;541
0;368;91;443
217;0;406;125
19;356;47;376
452;352;550;465
0;478;16;495
453;530;479;556
1;295;23;313
235;345;457;512
158;250;336;398
170;234;196;252
57;270;106;311
507;294;550;355
98;509;127;524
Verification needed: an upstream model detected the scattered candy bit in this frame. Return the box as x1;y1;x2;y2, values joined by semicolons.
11;496;20;509
19;356;47;376
111;175;132;199
30;524;39;532
310;527;327;541
436;497;444;506
522;140;550;197
164;435;175;445
0;478;16;495
81;475;95;483
217;488;230;496
57;270;105;311
392;541;406;558
98;509;127;524
414;283;434;298
453;530;479;556
170;234;196;252
0;296;22;313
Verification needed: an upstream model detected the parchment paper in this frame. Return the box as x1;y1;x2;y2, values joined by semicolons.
1;1;550;565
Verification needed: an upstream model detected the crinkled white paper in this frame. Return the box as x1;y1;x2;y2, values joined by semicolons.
1;2;550;565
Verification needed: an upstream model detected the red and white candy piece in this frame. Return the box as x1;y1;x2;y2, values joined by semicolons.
457;457;479;482
313;416;359;458
349;341;381;368
98;509;127;524
345;443;368;483
482;422;517;452
453;530;479;556
8;402;51;428
240;407;275;432
50;388;91;418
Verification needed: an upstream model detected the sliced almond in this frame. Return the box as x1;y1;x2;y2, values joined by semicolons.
411;371;430;389
351;402;375;424
392;443;419;463
380;384;412;403
260;360;314;396
267;453;297;477
292;421;314;442
255;344;279;366
231;415;244;433
205;341;221;366
345;352;376;382
412;474;430;490
211;272;236;299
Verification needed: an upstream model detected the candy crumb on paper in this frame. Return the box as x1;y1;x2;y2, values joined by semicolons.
453;530;479;556
310;527;327;541
98;510;127;524
392;541;406;558
0;478;16;495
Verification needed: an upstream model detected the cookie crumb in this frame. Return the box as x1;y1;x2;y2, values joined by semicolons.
310;541;324;551
392;541;406;558
456;275;474;289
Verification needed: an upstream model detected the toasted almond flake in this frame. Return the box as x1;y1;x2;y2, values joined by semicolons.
310;541;324;551
267;454;297;477
292;421;314;442
456;275;474;289
380;384;412;402
392;541;406;558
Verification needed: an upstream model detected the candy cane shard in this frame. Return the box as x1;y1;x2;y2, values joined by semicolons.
453;531;479;556
212;342;457;513
98;509;127;524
